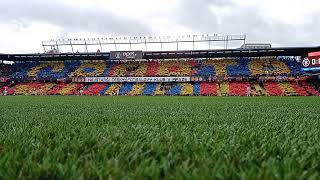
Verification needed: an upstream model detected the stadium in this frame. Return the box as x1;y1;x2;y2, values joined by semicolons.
1;33;320;179
1;35;320;96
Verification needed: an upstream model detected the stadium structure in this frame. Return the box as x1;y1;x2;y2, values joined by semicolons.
0;34;320;96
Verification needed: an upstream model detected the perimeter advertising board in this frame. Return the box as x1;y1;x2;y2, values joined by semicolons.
110;51;143;60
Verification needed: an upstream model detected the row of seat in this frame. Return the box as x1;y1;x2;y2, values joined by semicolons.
4;81;318;96
7;58;303;78
7;82;82;95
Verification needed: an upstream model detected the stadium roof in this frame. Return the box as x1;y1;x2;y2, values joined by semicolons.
1;46;320;61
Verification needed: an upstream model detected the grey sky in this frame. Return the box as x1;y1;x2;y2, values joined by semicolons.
0;0;319;53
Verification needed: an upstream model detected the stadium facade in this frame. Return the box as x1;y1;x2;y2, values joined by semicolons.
0;35;320;96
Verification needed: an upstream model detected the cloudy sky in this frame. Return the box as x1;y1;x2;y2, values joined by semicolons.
0;0;319;53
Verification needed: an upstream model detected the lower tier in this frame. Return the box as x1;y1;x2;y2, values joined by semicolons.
1;81;319;96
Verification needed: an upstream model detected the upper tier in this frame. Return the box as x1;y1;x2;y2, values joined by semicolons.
2;57;302;79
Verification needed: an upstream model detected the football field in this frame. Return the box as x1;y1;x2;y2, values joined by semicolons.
0;96;319;179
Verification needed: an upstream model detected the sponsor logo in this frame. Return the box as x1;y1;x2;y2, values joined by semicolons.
110;51;142;60
115;52;121;59
302;58;310;67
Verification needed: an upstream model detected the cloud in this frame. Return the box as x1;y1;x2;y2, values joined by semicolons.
173;0;229;34
172;0;320;47
0;0;151;36
0;0;319;53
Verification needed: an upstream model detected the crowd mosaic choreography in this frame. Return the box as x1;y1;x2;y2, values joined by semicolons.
0;57;319;96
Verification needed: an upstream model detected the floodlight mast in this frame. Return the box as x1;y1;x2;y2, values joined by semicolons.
42;34;246;53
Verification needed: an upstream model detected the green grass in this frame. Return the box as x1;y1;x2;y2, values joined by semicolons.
0;96;320;179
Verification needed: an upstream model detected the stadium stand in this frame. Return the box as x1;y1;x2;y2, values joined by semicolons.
180;83;193;96
192;83;200;95
11;62;37;78
0;57;319;96
154;83;165;96
199;82;217;96
83;83;107;96
0;64;12;77
104;83;121;95
263;82;284;96
130;83;145;96
142;83;157;95
45;83;82;95
217;82;229;96
229;82;250;96
0;85;4;94
119;83;135;95
71;61;104;77
251;82;266;96
146;61;160;77
301;81;319;96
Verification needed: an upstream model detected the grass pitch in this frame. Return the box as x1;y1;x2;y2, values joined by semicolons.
0;96;319;179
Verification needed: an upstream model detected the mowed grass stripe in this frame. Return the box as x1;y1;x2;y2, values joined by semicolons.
0;96;319;179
